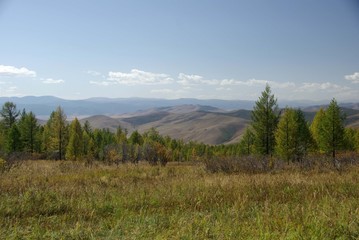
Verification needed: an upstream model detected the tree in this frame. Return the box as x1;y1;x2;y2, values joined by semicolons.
310;108;326;152
18;111;40;153
46;106;68;160
344;128;357;151
66;118;83;160
0;102;20;129
6;124;22;153
116;125;127;144
275;108;313;162
238;127;255;155
321;99;346;162
275;108;296;162
129;130;143;145
251;84;279;155
355;130;359;152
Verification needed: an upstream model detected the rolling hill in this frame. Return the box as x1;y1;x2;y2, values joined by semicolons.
1;96;359;145
80;105;250;145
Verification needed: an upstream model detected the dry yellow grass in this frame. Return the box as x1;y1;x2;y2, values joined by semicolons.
1;160;359;239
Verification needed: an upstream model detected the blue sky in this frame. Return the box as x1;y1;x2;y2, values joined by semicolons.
0;0;358;101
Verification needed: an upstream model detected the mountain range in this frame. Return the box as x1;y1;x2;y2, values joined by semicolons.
1;96;359;145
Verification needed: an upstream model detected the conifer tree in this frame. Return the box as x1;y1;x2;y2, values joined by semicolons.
6;124;22;153
239;127;255;155
0;102;20;129
275;108;313;162
275;108;296;162
251;84;279;155
66;118;83;160
321;98;345;161
46;106;67;160
18;111;40;153
310;108;326;152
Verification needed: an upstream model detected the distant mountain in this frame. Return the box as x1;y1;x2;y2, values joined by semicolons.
0;96;253;118
0;96;337;118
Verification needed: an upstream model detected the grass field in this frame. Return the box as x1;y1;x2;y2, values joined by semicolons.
1;160;359;239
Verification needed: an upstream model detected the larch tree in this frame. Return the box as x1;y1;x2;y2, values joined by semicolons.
238;127;255;155
66;118;83;161
321;98;345;162
275;108;313;162
6;124;22;153
275;108;296;162
18;111;40;153
47;106;68;160
0;102;20;129
251;84;279;156
310;108;326;152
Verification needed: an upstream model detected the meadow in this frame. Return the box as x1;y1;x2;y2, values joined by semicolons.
1;160;359;239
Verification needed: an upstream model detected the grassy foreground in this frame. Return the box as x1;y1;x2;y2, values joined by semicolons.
1;161;359;239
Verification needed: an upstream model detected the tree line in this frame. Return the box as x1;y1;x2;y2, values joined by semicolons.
236;84;359;166
0;103;214;165
1;85;359;166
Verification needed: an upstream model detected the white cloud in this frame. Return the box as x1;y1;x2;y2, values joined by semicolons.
177;73;219;86
296;82;348;92
344;72;359;83
89;80;114;86
42;78;65;84
0;65;36;77
86;70;102;76
107;69;173;85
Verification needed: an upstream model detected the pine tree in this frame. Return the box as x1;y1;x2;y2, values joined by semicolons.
321;98;345;162
251;84;279;155
66;118;83;160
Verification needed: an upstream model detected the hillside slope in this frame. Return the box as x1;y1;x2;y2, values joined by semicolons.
80;106;250;145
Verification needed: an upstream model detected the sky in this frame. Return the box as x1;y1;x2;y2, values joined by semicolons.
0;0;358;102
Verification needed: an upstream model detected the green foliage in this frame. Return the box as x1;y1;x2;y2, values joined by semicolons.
321;99;346;160
344;128;357;151
6;124;22;153
275;108;313;162
310;108;326;151
66;118;83;161
128;130;143;145
238;127;255;155
0;158;6;172
45;107;68;160
251;84;279;155
18;111;41;153
0;101;20;129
